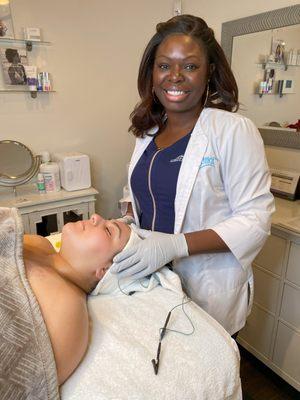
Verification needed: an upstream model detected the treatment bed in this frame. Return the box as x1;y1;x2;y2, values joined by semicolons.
1;209;242;400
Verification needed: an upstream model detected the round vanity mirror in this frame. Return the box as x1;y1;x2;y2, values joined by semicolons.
0;141;33;178
0;140;41;187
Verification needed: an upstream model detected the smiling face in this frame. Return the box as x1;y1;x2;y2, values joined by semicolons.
152;34;209;116
60;214;130;281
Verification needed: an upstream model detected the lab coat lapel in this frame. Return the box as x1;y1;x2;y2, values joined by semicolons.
174;122;208;234
128;129;156;226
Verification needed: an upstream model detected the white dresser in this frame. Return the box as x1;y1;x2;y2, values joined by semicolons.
0;184;98;235
238;198;300;391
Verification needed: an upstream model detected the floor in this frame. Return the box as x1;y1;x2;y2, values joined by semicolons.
239;345;300;400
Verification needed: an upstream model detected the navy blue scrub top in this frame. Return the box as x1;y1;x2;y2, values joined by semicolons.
131;132;191;233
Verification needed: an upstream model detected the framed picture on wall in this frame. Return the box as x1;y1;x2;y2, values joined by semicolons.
0;1;15;39
0;48;28;85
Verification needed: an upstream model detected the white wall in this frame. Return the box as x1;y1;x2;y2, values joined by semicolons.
0;0;174;218
1;0;298;217
186;0;300;41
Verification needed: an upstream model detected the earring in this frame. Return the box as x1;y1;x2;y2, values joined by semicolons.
203;80;210;107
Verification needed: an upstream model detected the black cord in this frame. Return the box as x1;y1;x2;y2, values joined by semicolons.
151;296;195;375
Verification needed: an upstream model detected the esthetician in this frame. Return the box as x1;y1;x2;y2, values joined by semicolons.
112;14;275;336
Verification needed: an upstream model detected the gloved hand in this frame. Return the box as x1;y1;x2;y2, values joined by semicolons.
116;215;135;225
111;225;189;280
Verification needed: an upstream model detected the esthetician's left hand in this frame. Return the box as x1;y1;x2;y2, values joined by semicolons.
111;225;189;280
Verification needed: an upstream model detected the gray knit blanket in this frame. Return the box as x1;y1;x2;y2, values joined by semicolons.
0;207;59;400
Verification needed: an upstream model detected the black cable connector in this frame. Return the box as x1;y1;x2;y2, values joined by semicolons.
151;311;172;375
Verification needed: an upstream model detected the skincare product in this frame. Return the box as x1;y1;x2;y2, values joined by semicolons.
40;151;61;192
265;69;275;93
258;81;268;95
24;65;37;91
42;72;51;91
37;173;46;193
24;27;41;41
291;49;298;65
258;81;265;95
287;49;293;65
36;72;52;91
37;72;43;91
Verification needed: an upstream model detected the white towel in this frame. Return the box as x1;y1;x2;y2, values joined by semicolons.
61;283;242;400
90;227;184;296
50;225;242;399
61;229;242;400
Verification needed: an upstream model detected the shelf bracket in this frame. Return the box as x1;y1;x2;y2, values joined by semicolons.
26;41;33;51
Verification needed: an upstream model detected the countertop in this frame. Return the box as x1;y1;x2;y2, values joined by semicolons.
272;197;300;237
0;184;99;209
0;186;299;235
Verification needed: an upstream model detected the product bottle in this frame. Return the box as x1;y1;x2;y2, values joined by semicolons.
266;69;275;93
39;151;61;192
41;72;51;91
36;173;46;193
37;72;43;91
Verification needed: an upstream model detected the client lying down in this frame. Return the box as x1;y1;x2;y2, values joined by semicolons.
0;207;242;400
0;207;130;399
24;213;131;385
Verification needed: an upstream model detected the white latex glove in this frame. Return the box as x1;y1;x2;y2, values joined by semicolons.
116;215;135;225
111;225;189;280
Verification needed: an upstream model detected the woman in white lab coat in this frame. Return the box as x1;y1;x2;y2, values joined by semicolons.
112;15;274;335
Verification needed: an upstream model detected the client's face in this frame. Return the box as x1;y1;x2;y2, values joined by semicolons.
60;214;130;279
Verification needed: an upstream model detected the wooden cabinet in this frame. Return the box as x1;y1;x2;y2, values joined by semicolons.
238;228;300;391
240;304;275;358
0;185;98;235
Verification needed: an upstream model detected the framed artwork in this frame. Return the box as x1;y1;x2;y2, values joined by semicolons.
0;48;28;85
0;1;15;39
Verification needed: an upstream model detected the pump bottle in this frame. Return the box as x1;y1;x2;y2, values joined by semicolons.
39;151;61;192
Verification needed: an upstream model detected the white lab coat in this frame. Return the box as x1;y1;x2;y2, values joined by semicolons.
127;107;275;335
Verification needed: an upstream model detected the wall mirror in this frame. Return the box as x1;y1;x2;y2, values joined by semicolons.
0;140;41;191
221;4;300;149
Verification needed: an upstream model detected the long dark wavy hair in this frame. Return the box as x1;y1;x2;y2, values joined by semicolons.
129;14;239;137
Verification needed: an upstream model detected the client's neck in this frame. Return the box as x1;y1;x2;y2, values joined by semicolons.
52;254;96;294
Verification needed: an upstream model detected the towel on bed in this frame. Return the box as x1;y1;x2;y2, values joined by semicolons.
0;207;59;400
62;262;242;399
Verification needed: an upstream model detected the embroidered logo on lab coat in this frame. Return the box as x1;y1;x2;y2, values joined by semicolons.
200;156;218;168
170;155;184;163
